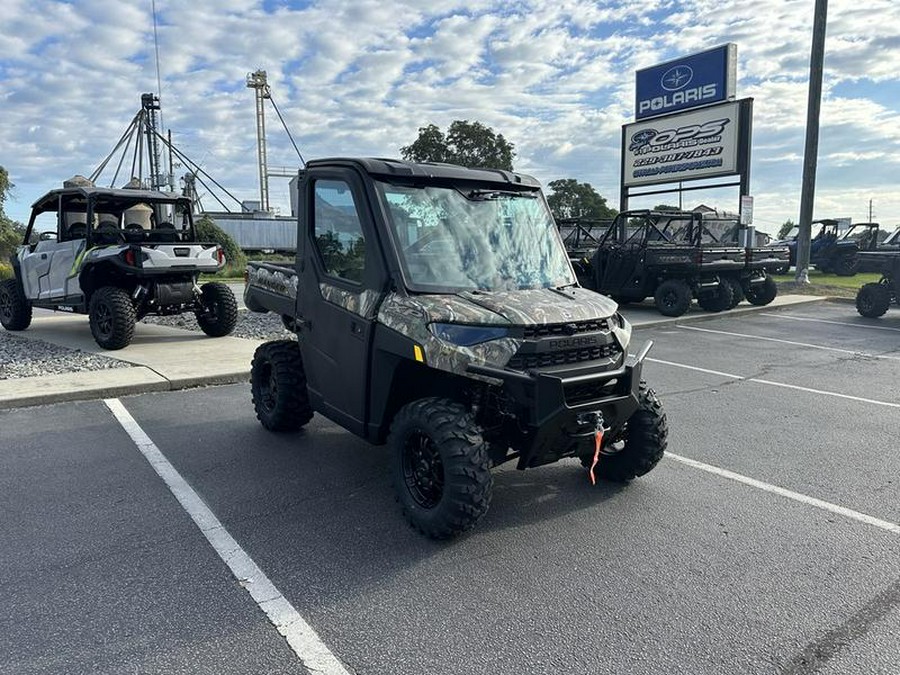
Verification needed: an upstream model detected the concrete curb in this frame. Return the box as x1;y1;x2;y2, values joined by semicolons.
626;295;828;330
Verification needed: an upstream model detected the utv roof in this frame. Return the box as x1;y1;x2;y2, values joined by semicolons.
31;186;190;212
305;157;542;189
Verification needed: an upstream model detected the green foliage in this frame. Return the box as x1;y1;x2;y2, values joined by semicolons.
194;214;247;271
546;179;617;221
0;165;26;263
0;261;12;279
778;219;796;239
401;120;516;171
653;204;681;212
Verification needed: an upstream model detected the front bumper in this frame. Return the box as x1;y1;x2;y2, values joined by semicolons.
468;341;652;469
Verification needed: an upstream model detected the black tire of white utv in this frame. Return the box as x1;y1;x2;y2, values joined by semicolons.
251;340;313;431
389;397;493;540
591;382;668;483
697;279;734;313
0;278;32;331
89;286;136;350
744;276;778;306
196;282;238;337
653;279;692;317
725;276;745;309
856;283;891;318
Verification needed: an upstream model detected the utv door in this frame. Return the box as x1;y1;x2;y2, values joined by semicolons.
296;170;387;435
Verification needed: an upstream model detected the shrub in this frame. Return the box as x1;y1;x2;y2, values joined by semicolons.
0;262;12;280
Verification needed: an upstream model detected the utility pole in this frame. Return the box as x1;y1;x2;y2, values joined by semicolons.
246;69;271;212
868;198;874;222
795;0;828;283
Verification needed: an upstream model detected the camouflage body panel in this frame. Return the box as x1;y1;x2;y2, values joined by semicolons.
248;265;299;300
377;292;522;381
376;286;619;380
457;286;617;324
319;283;381;319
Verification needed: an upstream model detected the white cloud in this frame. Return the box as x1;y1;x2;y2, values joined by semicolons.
1;0;899;228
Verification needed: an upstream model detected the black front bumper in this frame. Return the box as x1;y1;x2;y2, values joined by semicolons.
468;341;652;469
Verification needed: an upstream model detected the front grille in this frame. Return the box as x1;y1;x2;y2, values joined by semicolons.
523;318;609;339
507;342;621;370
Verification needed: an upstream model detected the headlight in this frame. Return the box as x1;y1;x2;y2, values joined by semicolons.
428;323;510;346
611;313;632;350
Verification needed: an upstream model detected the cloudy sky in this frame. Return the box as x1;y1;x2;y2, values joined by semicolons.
2;0;898;234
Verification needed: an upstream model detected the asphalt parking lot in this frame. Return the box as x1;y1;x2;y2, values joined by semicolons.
1;302;898;675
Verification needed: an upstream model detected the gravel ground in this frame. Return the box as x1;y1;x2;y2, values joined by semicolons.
141;309;293;341
0;331;132;380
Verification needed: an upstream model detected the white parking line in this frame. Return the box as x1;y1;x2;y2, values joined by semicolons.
668;452;900;535
760;312;900;333
647;358;900;409
677;325;900;361
103;398;350;675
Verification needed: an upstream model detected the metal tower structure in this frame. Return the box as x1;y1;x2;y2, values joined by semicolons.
246;69;271;212
140;93;166;191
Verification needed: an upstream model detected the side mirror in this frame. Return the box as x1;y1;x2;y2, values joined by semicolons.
39;231;58;241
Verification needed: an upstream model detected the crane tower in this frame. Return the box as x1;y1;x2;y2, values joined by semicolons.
246;69;271;212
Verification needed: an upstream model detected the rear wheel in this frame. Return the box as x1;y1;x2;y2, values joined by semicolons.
725;276;745;309
697;279;734;312
653;279;692;317
0;279;32;331
856;283;891;318
590;383;668;482
389;397;493;539
196;282;238;337
834;254;858;277
251;340;313;431
744;276;778;306
89;286;136;349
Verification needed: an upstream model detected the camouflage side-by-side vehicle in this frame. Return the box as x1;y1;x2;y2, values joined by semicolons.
244;158;668;539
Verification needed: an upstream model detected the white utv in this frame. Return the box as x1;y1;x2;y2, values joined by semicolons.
0;183;237;349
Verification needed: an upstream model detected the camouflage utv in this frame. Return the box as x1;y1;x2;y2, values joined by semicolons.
244;158;668;539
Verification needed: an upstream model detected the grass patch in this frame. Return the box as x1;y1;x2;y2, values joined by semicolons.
773;270;881;298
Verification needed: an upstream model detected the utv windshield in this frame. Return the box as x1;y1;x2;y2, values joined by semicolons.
378;182;575;292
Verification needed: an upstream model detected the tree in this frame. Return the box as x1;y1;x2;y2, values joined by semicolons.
195;214;246;271
0;166;27;268
546;179;617;221
778;219;796;239
401;121;516;171
653;204;681;212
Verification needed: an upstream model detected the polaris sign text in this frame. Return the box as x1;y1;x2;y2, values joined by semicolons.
622;101;745;187
635;44;736;120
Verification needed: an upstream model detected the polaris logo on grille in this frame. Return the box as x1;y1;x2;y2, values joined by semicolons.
548;336;598;349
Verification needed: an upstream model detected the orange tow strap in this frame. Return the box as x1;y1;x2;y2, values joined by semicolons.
589;429;605;485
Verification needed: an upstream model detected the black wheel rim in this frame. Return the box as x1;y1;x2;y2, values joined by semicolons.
95;302;113;338
0;291;11;321
859;292;873;313
662;290;677;308
402;431;444;509
257;361;277;412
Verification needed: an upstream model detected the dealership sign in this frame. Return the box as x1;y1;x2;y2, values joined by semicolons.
635;44;736;120
621;100;747;187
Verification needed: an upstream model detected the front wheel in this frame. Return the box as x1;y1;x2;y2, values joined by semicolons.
744;276;778;306
591;382;668;482
89;286;136;349
251;340;313;431
856;283;891;318
196;282;238;337
389;398;493;539
0;279;32;331
653;279;692;317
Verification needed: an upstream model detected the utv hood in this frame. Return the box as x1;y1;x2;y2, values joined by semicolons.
456;286;618;325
